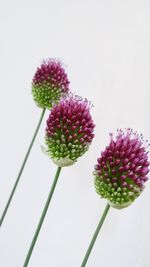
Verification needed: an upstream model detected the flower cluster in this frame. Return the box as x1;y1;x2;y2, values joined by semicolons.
45;96;95;167
94;129;150;209
32;59;70;109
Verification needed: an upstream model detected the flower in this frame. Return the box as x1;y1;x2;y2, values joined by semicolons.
94;129;150;209
32;59;70;109
44;95;95;167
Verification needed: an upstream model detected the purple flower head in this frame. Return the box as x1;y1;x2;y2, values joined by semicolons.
94;129;150;209
32;59;70;109
44;95;95;167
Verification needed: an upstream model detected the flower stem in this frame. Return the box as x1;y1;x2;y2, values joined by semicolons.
80;203;110;267
23;166;62;267
0;108;46;227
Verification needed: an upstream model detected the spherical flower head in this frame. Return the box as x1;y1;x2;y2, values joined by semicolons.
32;59;70;109
44;95;95;167
94;129;150;209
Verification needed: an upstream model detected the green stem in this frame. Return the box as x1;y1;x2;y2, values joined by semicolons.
23;166;62;267
0;108;46;227
81;203;110;267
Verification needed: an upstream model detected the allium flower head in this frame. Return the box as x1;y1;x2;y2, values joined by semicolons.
32;59;70;109
44;95;95;167
94;129;150;209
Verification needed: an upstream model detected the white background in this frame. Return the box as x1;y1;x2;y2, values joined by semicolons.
0;0;150;266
